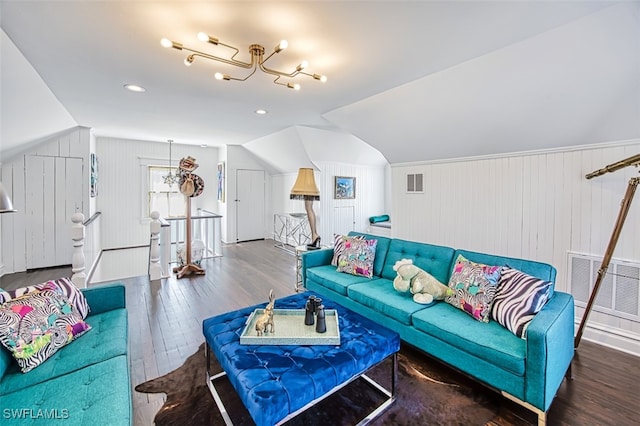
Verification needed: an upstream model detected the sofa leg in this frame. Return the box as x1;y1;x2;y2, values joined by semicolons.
501;391;547;426
565;362;573;380
538;410;546;426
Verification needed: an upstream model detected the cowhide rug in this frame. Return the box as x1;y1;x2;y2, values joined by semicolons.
135;343;524;425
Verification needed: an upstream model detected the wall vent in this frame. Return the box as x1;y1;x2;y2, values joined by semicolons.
406;173;424;193
568;252;640;323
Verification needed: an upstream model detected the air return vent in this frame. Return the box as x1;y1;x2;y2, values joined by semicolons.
406;173;424;193
568;252;640;322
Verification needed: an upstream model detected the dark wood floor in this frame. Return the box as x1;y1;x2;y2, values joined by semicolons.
2;239;639;425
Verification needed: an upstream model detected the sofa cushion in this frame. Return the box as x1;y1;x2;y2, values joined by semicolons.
492;266;553;338
444;255;501;323
0;355;132;425
336;238;378;278
306;265;379;295
348;232;391;277
411;303;526;376
0;308;127;396
380;239;455;283
0;277;90;319
0;290;91;373
330;234;365;266
348;279;429;325
454;249;557;297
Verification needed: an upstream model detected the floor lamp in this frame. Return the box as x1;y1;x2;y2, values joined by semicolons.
290;168;321;249
574;153;640;349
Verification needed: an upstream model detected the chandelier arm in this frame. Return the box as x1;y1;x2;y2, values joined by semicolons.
183;47;253;69
217;42;244;63
259;62;300;78
225;65;259;82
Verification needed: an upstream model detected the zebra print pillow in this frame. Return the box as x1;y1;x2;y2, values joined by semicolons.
0;277;90;319
331;234;365;266
445;255;501;323
491;266;552;338
0;289;91;373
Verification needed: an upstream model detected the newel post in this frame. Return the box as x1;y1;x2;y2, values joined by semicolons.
149;211;163;281
71;212;86;288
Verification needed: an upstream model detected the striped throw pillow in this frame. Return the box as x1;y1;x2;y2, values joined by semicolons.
491;266;552;338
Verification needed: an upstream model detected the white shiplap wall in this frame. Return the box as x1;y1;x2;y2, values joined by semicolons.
1;127;91;274
392;140;640;353
96;137;219;249
271;162;387;247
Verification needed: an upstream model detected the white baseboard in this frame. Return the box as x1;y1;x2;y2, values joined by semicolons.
577;320;640;357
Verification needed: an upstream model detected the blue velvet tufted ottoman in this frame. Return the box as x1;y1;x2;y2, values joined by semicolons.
202;291;400;426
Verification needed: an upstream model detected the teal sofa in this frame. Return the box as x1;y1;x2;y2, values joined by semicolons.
0;283;131;425
301;232;574;425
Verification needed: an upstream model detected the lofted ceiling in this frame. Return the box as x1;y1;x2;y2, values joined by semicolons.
1;1;638;165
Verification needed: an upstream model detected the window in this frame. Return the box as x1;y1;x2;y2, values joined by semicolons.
148;166;185;218
406;173;424;193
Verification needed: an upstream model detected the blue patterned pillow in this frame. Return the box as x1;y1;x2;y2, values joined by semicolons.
445;255;501;322
336;238;378;278
0;289;91;372
491;266;552;338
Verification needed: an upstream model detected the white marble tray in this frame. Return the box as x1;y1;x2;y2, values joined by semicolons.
240;308;340;345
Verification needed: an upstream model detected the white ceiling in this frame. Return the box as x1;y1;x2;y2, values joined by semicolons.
1;1;638;165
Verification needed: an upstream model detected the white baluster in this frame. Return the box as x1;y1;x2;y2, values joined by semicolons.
71;213;86;288
149;211;163;281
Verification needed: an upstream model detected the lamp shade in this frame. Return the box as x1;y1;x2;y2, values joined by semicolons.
0;182;16;213
290;168;320;200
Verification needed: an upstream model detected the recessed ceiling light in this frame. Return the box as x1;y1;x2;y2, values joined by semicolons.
200;144;208;148
124;84;146;93
255;109;268;115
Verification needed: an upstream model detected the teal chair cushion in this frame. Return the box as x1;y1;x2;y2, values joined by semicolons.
412;303;526;376
381;239;455;283
0;355;132;426
348;279;430;325
0;309;128;396
306;265;383;296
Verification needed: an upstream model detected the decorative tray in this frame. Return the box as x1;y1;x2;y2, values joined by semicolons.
240;308;340;346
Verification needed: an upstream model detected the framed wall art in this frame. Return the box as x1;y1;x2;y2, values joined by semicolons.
90;153;98;197
334;176;355;199
217;161;225;202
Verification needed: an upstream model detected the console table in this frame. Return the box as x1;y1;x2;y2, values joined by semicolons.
273;213;311;253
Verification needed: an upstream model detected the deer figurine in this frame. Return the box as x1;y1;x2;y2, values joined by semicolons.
255;289;275;336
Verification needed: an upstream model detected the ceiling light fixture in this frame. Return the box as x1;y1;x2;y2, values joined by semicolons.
124;84;146;92
160;34;327;90
255;109;268;115
163;139;178;187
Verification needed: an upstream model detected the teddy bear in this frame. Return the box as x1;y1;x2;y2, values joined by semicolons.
392;258;453;304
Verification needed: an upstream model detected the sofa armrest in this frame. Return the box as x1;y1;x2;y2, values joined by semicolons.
524;291;575;411
82;283;126;316
300;249;334;284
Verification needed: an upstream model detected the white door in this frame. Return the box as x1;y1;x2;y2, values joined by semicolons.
334;206;355;236
26;155;83;269
236;169;265;242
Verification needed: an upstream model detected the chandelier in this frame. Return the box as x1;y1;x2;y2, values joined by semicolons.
163;139;178;187
160;33;327;90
